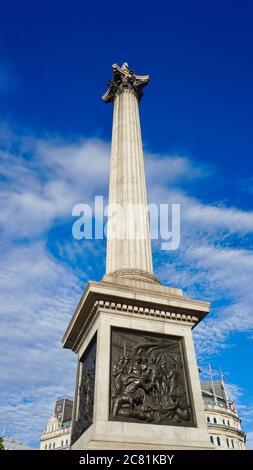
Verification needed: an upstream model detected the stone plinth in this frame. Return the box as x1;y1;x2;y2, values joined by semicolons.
62;279;212;450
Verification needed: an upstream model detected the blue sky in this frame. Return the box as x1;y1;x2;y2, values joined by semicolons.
0;0;253;449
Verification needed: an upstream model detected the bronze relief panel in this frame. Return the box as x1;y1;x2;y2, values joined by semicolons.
110;328;195;427
72;334;97;443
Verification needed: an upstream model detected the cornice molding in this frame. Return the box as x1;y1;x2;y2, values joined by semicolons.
72;298;199;352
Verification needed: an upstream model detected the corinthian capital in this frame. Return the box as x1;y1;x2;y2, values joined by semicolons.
102;62;150;103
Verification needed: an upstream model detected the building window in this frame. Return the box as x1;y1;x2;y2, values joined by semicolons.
226;438;230;447
227;420;230;426
217;436;221;446
61;440;64;447
207;416;210;423
45;444;47;450
223;419;225;425
231;439;234;448
53;442;55;449
66;439;68;446
210;436;214;445
213;417;217;424
49;443;51;449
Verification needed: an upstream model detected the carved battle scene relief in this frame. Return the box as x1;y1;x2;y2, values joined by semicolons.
110;328;195;427
72;334;97;444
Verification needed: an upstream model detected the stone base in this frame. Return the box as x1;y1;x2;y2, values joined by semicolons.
72;424;212;450
63;278;212;450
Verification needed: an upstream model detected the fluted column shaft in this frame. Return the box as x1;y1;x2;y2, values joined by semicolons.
106;88;154;279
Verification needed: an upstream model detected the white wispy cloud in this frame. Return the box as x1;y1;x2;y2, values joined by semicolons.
0;126;110;239
0;122;252;446
0;240;81;444
145;152;212;184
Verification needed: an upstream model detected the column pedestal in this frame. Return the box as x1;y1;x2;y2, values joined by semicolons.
63;278;212;450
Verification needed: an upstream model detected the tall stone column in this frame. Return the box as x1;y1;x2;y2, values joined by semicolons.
103;63;157;283
63;63;212;450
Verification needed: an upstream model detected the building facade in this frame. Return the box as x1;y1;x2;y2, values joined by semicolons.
202;380;246;450
40;397;72;450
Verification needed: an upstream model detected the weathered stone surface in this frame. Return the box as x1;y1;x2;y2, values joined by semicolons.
68;303;211;450
104;63;154;281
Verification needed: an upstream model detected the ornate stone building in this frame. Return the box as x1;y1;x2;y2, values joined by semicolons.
39;397;72;450
202;380;246;450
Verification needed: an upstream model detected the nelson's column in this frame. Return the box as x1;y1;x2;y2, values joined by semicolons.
62;63;212;450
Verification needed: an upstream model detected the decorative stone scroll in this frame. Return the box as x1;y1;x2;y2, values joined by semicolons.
71;334;97;444
110;328;195;427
